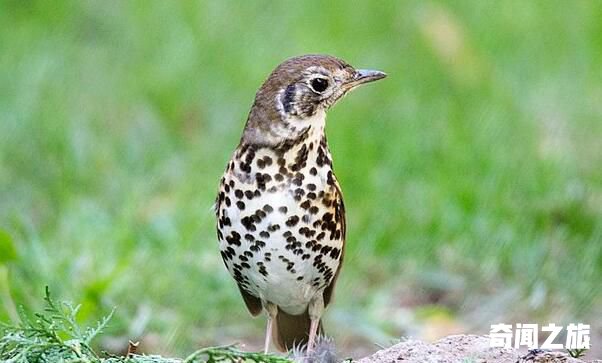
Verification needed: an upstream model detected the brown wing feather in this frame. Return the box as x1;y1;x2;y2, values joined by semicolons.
237;284;263;316
322;184;346;307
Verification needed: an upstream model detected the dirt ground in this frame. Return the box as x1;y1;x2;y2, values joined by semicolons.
356;335;600;363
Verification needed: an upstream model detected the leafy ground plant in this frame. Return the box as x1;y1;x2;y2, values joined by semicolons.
0;288;293;363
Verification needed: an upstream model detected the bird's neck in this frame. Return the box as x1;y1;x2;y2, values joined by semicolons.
242;109;327;149
233;112;333;181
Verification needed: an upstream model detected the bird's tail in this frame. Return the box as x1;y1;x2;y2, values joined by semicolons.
272;307;323;352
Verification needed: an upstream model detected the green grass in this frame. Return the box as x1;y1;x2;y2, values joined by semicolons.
0;288;291;362
1;0;601;357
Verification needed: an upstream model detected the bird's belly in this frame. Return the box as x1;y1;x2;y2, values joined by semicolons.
217;165;344;315
244;257;321;315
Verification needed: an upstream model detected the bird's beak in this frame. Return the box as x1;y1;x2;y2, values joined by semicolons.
344;69;387;90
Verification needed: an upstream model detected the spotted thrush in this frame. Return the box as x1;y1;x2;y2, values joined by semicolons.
215;55;386;353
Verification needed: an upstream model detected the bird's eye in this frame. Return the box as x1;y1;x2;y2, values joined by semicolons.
309;78;329;93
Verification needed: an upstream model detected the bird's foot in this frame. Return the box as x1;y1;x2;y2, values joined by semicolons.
291;336;337;363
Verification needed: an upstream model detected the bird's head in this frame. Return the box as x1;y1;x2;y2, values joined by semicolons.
242;55;386;147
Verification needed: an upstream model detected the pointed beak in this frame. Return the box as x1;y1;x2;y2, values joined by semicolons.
344;69;387;90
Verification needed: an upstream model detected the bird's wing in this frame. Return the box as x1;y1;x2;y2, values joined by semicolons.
237;284;263;316
322;184;346;307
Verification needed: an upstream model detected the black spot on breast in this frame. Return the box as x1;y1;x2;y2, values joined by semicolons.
294;188;305;201
225;197;231;207
309;206;319;214
236;201;245;210
256;173;266;190
241;216;256;231
244;147;256;165
279;206;288;214
222;216;231;226
226;231;241;246
259;265;268;276
330;248;340;259
268;224;280;232
235;189;244;199
239;161;251;173
327;171;335;186
286;215;300;227
260;231;270;238
292;144;309;171
263;204;273;213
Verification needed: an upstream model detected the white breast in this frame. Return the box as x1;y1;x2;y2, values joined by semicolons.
216;125;344;315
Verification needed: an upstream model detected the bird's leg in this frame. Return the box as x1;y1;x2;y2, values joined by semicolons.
306;295;325;353
263;302;278;354
307;319;320;353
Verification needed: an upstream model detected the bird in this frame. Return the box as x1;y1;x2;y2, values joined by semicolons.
214;54;386;354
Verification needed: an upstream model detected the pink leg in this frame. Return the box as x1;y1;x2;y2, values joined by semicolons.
264;317;273;354
306;318;320;353
263;302;278;353
306;295;324;354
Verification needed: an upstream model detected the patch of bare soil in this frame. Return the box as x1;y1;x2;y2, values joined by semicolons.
356;335;600;363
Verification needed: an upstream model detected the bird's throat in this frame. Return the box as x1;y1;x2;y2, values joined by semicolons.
242;110;327;150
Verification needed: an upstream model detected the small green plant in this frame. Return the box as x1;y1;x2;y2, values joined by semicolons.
567;348;588;359
0;287;293;363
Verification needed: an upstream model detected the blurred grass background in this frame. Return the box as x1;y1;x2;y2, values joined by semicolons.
1;0;601;358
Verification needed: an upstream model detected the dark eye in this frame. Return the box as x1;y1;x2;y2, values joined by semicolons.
310;78;329;93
